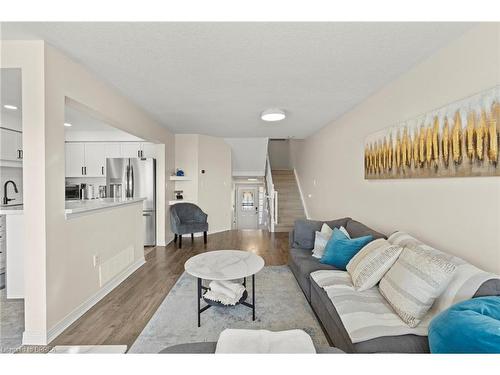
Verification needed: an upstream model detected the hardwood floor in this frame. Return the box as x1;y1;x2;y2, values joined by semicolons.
51;229;289;349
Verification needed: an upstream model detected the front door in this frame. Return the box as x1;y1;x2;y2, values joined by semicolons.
236;186;259;230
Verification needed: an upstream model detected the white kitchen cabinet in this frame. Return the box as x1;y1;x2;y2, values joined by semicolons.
0;128;23;161
84;143;107;177
141;143;157;158
65;143;86;177
104;143;122;158
120;142;156;158
120;143;142;158
65;142;158;178
4;213;24;299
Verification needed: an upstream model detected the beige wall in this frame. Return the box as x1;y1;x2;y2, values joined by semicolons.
268;139;291;169
174;134;232;233
291;24;500;274
1;41;47;343
198;135;232;233
174;134;199;202
2;41;176;344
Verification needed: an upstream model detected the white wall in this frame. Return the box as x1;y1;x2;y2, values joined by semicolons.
198;135;233;233
268;139;291;169
2;41;176;344
174;134;232;233
64;130;143;142
174;134;199;203
2;41;47;345
291;24;500;274
224;138;268;176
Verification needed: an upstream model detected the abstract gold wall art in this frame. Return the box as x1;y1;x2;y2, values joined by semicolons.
365;86;500;179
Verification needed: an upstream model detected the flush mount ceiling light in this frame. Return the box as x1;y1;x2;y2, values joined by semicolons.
64;122;73;127
247;178;258;182
261;108;286;122
3;104;18;110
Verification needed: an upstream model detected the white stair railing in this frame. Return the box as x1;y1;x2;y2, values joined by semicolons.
265;154;278;232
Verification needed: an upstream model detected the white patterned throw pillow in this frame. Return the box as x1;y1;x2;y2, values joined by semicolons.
346;238;403;291
320;223;350;239
379;247;457;328
312;231;329;259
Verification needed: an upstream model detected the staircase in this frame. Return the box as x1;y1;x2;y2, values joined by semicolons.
271;170;306;232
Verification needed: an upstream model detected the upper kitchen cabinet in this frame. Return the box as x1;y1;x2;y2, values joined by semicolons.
65;143;86;177
120;142;156;158
120;143;142;158
0;128;23;162
141;143;157;158
84;143;107;177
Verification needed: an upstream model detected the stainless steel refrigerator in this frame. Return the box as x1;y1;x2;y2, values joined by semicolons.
106;158;156;246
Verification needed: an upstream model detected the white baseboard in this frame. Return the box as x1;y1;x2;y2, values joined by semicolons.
43;257;146;345
22;330;48;346
293;168;309;219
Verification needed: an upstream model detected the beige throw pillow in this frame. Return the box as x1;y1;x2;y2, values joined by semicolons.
379;247;457;328
346;238;403;291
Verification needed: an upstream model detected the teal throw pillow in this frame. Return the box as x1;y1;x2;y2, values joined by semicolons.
320;228;373;270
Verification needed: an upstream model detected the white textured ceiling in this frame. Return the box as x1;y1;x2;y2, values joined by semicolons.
1;22;473;138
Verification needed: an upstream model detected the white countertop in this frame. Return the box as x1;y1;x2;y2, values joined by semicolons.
0;198;146;218
0;204;24;215
65;198;146;218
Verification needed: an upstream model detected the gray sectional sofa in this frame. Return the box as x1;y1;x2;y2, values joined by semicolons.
288;218;500;353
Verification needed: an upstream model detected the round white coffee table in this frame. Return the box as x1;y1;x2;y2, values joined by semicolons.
184;250;265;327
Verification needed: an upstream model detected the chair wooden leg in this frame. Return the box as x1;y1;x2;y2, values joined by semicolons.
174;234;178;243
179;235;182;248
203;231;207;244
191;233;194;241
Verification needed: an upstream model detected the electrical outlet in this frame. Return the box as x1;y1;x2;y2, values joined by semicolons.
93;255;99;267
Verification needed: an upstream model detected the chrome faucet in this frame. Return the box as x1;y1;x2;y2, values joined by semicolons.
3;180;18;205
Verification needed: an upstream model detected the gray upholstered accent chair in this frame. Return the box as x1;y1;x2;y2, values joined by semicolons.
170;203;208;248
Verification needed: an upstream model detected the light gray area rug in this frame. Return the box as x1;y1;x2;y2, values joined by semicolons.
129;266;329;353
0;289;24;353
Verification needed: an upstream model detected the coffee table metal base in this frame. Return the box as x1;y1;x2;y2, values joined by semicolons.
197;275;256;327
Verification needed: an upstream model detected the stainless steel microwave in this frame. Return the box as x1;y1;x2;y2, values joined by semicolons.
65;184;80;200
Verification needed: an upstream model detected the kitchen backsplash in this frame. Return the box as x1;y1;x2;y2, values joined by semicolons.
0;166;23;205
66;177;106;187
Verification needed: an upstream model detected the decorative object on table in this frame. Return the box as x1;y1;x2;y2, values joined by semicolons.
184;250;264;327
175;168;185;176
170;203;208;248
428;296;500;353
174;190;184;200
365;85;500;179
203;280;246;306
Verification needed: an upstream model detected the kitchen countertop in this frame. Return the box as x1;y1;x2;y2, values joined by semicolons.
65;198;146;218
0;198;146;218
0;204;24;215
